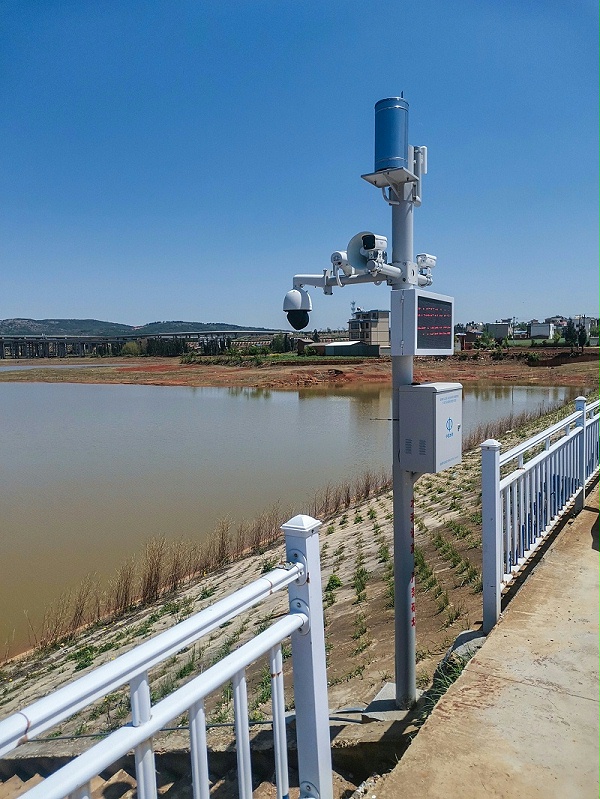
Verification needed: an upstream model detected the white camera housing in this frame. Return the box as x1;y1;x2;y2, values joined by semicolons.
347;231;388;274
330;250;354;277
283;287;312;312
361;233;388;254
283;287;312;331
416;253;437;269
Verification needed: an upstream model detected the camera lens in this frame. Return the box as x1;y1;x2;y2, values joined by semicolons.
286;310;310;330
362;234;376;250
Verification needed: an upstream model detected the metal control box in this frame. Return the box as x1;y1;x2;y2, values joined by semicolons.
396;382;462;473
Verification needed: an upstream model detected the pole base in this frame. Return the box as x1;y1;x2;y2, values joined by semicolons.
361;683;423;722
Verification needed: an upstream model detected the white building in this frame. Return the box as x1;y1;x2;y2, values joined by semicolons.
530;322;555;340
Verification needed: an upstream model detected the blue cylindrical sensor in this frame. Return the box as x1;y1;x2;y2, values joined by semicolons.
374;97;409;172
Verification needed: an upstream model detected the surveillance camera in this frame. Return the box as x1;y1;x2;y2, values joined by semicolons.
331;250;354;277
416;253;437;269
283;288;312;330
361;233;387;253
347;231;388;273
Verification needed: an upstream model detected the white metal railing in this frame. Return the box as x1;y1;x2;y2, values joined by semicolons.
583;401;600;482
0;514;333;799
481;396;599;633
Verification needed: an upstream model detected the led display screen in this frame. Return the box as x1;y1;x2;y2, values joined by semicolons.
416;296;453;350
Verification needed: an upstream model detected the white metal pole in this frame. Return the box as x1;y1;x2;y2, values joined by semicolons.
281;514;332;799
130;671;157;799
481;440;502;634
270;644;289;799
233;669;253;799
189;699;210;799
575;396;587;512
390;181;417;708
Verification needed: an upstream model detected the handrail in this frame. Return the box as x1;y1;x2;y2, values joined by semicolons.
482;396;599;634
16;614;307;799
499;425;580;491
0;563;303;757
499;409;579;467
585;398;600;412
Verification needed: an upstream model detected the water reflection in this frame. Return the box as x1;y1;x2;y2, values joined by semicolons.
226;386;274;399
462;384;577;428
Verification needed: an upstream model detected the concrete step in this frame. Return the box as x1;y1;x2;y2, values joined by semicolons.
0;768;187;799
0;775;25;799
91;768;136;799
0;757;298;798
0;773;43;799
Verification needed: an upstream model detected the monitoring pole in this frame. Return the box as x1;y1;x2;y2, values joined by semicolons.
284;96;461;711
390;178;417;709
361;97;420;707
362;97;452;708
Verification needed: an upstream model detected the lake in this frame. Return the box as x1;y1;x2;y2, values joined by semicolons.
0;381;582;655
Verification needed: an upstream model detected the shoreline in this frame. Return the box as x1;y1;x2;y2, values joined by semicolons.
0;350;597;390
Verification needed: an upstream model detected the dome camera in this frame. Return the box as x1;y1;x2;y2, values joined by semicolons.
283;288;312;330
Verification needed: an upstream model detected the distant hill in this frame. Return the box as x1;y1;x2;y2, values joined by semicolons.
0;319;272;336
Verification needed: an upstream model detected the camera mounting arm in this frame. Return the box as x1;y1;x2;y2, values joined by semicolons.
292;268;398;294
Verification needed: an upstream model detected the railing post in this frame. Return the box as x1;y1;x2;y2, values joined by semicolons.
281;514;332;799
270;644;290;799
233;669;253;799
575;396;587;512
189;699;210;799
481;440;502;634
130;671;157;799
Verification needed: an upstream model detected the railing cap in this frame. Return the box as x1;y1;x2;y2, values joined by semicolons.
281;514;322;537
481;439;501;450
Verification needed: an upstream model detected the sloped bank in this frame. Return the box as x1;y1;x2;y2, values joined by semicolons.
0;394;597;796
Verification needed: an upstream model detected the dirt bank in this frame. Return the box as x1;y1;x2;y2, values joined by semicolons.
0;350;597;390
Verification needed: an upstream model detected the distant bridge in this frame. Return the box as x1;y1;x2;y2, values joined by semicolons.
0;330;285;359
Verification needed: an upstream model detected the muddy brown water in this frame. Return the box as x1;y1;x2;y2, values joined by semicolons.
0;382;583;656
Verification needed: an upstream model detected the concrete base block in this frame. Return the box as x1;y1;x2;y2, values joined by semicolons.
361;683;423;722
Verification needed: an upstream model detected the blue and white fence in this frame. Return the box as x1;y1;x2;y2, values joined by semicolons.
481;396;599;633
0;515;333;799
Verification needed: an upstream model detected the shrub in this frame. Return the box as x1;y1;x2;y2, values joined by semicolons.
260;557;278;573
120;341;141;356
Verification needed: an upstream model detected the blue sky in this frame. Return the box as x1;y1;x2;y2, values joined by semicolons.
1;1;598;330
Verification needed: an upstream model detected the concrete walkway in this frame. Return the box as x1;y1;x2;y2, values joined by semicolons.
376;483;599;799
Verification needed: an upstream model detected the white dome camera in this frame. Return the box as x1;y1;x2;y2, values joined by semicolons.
283;288;312;330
